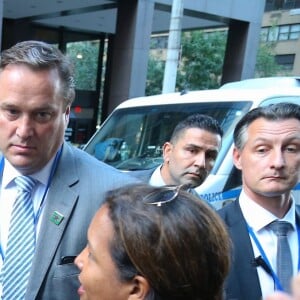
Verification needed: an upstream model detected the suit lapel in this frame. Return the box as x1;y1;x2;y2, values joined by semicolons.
25;143;79;299
224;200;262;299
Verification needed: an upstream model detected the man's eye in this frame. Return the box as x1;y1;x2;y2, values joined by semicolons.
35;112;52;122
3;109;20;120
256;147;267;153
285;145;297;153
187;148;196;153
8;109;19;115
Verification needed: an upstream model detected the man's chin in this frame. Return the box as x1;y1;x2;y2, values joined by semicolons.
260;188;291;198
184;179;203;189
8;157;38;174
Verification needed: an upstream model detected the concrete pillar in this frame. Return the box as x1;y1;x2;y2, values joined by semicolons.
221;18;263;84
105;0;154;114
162;0;184;94
0;0;3;49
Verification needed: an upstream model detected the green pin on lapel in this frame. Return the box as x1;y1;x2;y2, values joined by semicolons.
50;211;64;225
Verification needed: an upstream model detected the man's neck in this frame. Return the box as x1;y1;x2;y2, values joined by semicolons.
243;188;292;219
160;163;176;185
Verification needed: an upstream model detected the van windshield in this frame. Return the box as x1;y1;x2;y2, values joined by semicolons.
84;101;252;171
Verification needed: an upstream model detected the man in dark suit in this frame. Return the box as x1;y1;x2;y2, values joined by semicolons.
132;114;223;196
218;103;300;300
0;41;139;299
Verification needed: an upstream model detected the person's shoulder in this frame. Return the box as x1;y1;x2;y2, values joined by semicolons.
217;199;239;224
67;143;105;163
64;143;123;172
218;199;236;213
130;167;156;176
129;167;156;181
76;144;140;178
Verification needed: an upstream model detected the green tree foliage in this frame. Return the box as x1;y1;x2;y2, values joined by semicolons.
66;40;100;91
177;30;227;91
146;29;283;95
146;56;165;95
146;30;227;95
255;41;284;77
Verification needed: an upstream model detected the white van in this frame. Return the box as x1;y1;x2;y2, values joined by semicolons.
83;78;300;208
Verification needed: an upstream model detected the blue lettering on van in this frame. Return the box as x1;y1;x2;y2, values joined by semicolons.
199;187;241;203
200;183;300;203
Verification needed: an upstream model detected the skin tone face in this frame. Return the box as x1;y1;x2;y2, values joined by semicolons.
75;205;149;300
0;64;70;175
233;118;300;217
161;127;221;188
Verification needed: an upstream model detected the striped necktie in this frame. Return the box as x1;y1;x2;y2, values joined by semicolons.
1;176;36;300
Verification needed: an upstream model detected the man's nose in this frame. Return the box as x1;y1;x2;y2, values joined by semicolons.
194;152;206;167
271;149;285;169
16;116;34;139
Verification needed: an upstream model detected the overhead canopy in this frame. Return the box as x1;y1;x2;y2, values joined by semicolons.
3;0;263;35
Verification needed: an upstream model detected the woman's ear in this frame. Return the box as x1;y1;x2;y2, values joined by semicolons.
128;275;151;300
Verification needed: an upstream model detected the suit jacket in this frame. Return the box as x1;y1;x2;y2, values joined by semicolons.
218;199;300;300
0;142;139;300
130;167;156;182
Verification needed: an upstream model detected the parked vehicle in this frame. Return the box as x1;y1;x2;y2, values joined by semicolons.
83;78;300;208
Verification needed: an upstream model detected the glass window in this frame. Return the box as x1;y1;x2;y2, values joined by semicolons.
84;101;252;171
290;24;300;39
284;0;295;9
268;26;279;41
66;40;100;91
278;25;289;40
263;24;300;41
260;28;268;42
275;54;295;70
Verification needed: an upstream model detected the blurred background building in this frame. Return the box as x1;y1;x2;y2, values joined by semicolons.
0;0;265;145
262;0;300;74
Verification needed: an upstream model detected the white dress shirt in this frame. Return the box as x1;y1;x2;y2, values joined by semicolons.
239;190;298;299
0;157;55;269
149;165;166;186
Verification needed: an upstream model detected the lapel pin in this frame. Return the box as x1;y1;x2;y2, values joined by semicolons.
50;211;64;225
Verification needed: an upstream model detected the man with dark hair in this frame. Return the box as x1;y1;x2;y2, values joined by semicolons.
132;114;223;193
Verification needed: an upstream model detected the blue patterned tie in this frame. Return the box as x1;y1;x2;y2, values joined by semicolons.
1;176;36;299
269;220;293;292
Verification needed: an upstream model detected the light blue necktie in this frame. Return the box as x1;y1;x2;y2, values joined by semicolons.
1;176;36;300
269;220;293;292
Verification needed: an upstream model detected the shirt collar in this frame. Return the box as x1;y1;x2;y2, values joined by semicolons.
149;165;167;186
239;189;296;232
2;156;56;188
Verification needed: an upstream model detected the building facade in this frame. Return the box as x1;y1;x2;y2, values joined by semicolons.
262;0;300;74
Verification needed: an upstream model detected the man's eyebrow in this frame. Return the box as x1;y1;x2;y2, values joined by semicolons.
184;143;201;148
253;136;300;143
0;102;54;110
0;103;18;108
185;143;219;150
